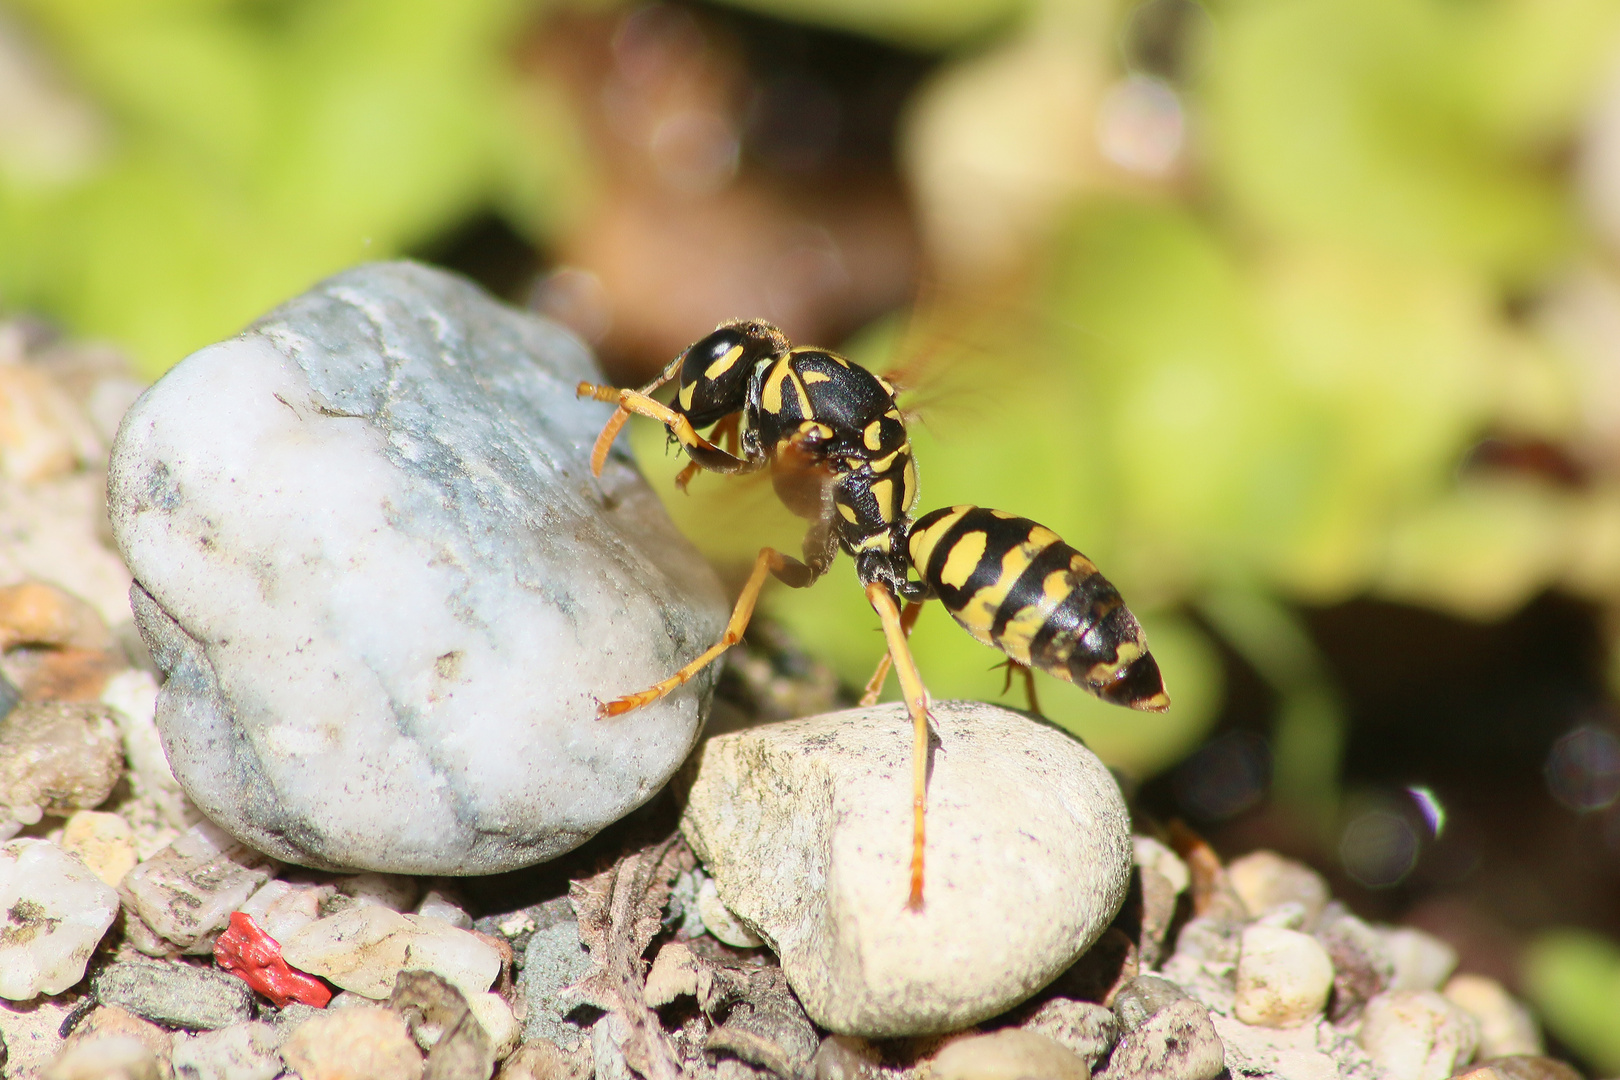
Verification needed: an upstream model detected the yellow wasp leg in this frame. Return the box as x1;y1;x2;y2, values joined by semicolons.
598;547;800;719
576;383;729;478
867;583;933;911
859;599;925;706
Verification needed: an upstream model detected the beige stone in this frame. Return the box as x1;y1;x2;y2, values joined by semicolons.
930;1030;1090;1080
61;809;138;886
280;1006;424;1080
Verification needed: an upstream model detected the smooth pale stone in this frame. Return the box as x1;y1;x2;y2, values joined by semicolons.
468;992;521;1061
1100;999;1225;1080
1384;927;1459;992
698;876;764;947
1227;851;1330;924
0;839;119;998
415;886;473;930
335;873;419;912
280;904;503;1000
170;1021;283;1080
60;809;138;886
1133;835;1190;895
107;261;726;875
279;1007;424;1080
931;1030;1091;1080
101;669;192;831
1209;1016;1347;1080
43;1036;163;1080
118;820;276;954
1358;989;1481;1080
1234;925;1335;1028
237;879;333;943
681;701;1133;1037
1444;974;1542;1058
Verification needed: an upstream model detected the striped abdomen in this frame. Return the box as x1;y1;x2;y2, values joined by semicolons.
907;505;1170;711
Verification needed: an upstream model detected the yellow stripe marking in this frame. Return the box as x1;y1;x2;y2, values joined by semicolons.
939;530;986;588
837;503;859;523
870;449;900;473
679;382;695;410
999;605;1046;664
901;457;917;510
908;506;971;568
803;370;832;384
957;529;1063;644
761;361;790;414
704;345;744;380
864;420;884;451
871;478;895;517
855;532;892;552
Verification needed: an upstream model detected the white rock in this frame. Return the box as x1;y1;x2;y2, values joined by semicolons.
171;1020;283;1080
1233;925;1335;1028
415;886;472;930
101;669;192;830
0;701;123;831
1358;989;1480;1080
697;876;763;947
1384;927;1459;992
117;820;276;954
279;1006;424;1080
237;879;333;943
336;873;419;912
1444;973;1542;1058
0;995;77;1075
59;809;137;887
932;1030;1091;1080
1211;1016;1348;1080
107;262;727;876
0;839;119;998
468;991;520;1060
1227;851;1330;923
1134;835;1190;895
280;903;502;1000
43;1035;162;1080
681;701;1133;1037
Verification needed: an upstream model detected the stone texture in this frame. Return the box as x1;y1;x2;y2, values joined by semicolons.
1232;925;1334;1028
43;1036;163;1080
467;993;519;1062
280;1006;424;1080
1210;1015;1361;1080
681;701;1132;1037
1100;999;1224;1080
697;877;763;948
108;261;727;875
60;810;138;887
517;912;593;1051
1453;1056;1583;1080
236;879;333;943
1018;997;1118;1070
279;904;503;1001
931;1030;1090;1080
0;701;121;833
92;957;255;1031
118;821;276;955
1315;908;1394;1023
1226;851;1330;924
389;969;494;1080
0;839;120;999
170;1020;283;1080
1357;989;1480;1080
1444;974;1541;1058
495;1040;592;1080
0;995;78;1077
1383;927;1458;992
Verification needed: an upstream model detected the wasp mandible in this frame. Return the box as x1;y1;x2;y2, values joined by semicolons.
578;319;1169;909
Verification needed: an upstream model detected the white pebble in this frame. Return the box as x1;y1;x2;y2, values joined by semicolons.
335;873;419;912
1358;989;1480;1080
118;821;275;954
170;1020;282;1080
237;879;331;943
1444;973;1541;1058
697;877;763;948
1384;928;1458;992
414;887;473;930
1227;851;1330;923
0;839;119;999
1233;925;1334;1028
280;904;502;1000
467;992;520;1061
1133;836;1190;895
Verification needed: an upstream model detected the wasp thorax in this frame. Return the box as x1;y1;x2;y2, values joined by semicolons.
676;320;789;429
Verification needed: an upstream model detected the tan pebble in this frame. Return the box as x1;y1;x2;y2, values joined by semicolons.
496;1038;593;1080
1227;851;1329;922
61;810;138;886
62;1005;174;1060
1444;974;1542;1058
280;1006;424;1080
0;996;79;1076
1358;989;1480;1080
0;582;114;653
0;702;123;821
644;942;698;1007
929;1029;1090;1080
468;992;521;1060
0;367;95;483
1234;925;1334;1028
1452;1055;1582;1080
43;1034;163;1080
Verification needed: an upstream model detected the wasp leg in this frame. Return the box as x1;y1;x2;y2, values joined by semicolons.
859;600;925;706
673;414;745;492
575;385;757;479
598;546;818;719
997;660;1042;716
866;583;933;911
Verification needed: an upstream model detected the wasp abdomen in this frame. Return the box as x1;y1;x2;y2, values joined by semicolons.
907;505;1170;712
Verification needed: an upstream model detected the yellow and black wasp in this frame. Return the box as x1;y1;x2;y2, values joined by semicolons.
578;319;1169;908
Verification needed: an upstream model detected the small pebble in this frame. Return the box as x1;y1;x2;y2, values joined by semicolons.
519;919;594;1050
1315;909;1395;1022
390;969;494;1078
1133;836;1191;895
416;886;474;930
1113;975;1192;1031
497;1038;593;1080
698;878;763;948
1210;1013;1347;1080
1383;927;1458;992
468;992;520;1061
1019;997;1118;1069
1233;925;1334;1028
1358;989;1480;1080
100;668;190;831
1226;851;1330;924
42;1035;162;1080
92;956;255;1030
118;820;276;954
644;942;700;1008
1452;1056;1583;1080
237;878;332;942
336;873;420;913
280;904;502;1000
0;996;78;1076
931;1030;1090;1080
171;1020;283;1080
806;1035;881;1080
61;1005;173;1061
1444;974;1542;1058
279;1006;424;1080
0;701;122;832
59;809;138;887
1099;999;1225;1080
0;839;120;999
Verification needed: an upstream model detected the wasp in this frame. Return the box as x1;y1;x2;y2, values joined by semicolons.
577;319;1169;908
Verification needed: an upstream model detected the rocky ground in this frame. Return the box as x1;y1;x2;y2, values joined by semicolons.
0;288;1594;1080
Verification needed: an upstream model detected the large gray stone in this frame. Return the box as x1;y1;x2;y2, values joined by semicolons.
107;262;727;875
682;701;1133;1037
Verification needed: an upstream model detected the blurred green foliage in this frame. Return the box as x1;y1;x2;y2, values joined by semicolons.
0;0;582;376
1526;928;1620;1073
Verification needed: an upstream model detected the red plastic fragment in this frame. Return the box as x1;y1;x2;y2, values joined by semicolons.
214;911;332;1009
